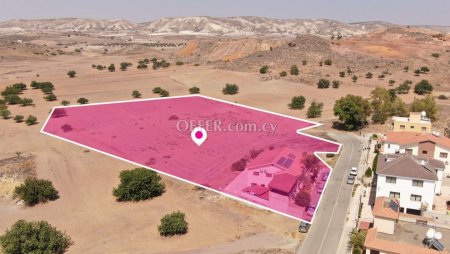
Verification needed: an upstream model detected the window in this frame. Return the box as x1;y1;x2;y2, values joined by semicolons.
386;176;397;184
422;151;428;155
253;171;259;176
412;180;423;187
389;192;400;198
410;126;415;129
410;194;422;202
251;183;257;186
400;125;406;130
388;144;391;148
266;173;273;177
440;152;448;159
406;149;413;154
421;127;427;132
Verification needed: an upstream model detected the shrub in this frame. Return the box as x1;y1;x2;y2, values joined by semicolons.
397;81;411;94
108;63;115;72
290;65;299;75
289;96;306;109
378;74;385;79
352;75;358;82
259;65;269;74
388;80;396;86
332;80;340;88
307;101;324;118
13;115;24;123
1;109;11;119
420;66;430;73
61;100;70;106
21;98;33;106
279;71;287;77
294;191;311;207
188;86;200;94
112;168;165;202
365;72;373;79
438;95;448;100
414;69;421;76
0;220;72;254
120;62;132;71
77;97;89;104
431;53;440;58
339;71;345;78
365;167;372;177
152;87;162;94
137;62;148;69
176;61;184;66
44;94;57;101
324;59;332;65
132;90;142;98
414;80;433;95
67;70;76;78
5;94;22;105
231;158;247;171
222;83;239;95
158;211;188;236
372;153;379;173
302;60;307;65
14;178;59;206
12;83;26;91
159;89;170;97
317;79;330;89
1;86;20;97
25;115;37;125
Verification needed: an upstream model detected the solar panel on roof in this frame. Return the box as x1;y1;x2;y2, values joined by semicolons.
283;158;294;168
389;199;399;212
288;153;296;159
277;157;286;166
429;238;445;251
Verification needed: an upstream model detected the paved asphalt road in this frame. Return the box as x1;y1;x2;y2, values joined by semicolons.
297;133;363;254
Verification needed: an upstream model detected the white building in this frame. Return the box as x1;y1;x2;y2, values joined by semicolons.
383;131;450;176
376;154;445;214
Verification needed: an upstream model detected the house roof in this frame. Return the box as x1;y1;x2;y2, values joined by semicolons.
377;154;439;181
364;228;449;254
372;196;399;220
268;172;297;194
242;185;269;200
385;131;450;150
246;147;302;174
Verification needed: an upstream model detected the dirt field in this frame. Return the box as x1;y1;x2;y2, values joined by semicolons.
0;26;449;253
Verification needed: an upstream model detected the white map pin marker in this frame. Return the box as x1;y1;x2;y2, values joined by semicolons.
191;127;207;146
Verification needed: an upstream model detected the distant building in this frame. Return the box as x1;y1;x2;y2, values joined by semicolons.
392;112;432;133
383;131;450;175
376;154;445;214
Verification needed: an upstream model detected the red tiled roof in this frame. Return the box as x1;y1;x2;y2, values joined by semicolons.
385;131;450;149
268;172;297;194
242;185;269;200
372;196;399;220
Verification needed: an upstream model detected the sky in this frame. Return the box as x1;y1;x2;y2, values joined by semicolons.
0;0;449;25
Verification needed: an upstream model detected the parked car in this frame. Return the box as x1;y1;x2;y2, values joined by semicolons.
307;203;317;217
347;175;355;185
317;183;325;193
299;221;311;233
350;167;358;176
321;172;329;181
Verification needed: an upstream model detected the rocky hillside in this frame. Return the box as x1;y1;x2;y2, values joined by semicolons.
0;16;400;37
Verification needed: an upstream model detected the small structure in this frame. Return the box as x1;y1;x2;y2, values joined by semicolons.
372;197;399;234
392;112;432;133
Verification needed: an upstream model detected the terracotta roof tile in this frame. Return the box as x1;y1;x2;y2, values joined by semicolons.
385;131;450;150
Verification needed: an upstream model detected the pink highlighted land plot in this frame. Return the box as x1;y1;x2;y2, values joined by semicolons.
42;95;340;222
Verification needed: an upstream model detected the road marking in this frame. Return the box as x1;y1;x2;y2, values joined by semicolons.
317;135;355;254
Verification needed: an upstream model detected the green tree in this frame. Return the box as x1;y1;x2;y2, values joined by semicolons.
365;72;373;79
188;86;200;94
414;69;421;76
370;87;392;124
365;167;372;177
132;90;142;98
44;94;57;101
352;75;358;82
77;97;89;104
339;71;346;78
108;63;115;72
25;115;37;125
112;168;165;202
307;101;324;118
289;96;306;109
348;229;366;251
21;98;33;106
324;59;332;65
410;95;438;121
222;83;239;95
13;115;24;123
333;95;371;130
0;220;72;254
152;87;162;94
279;71;287;77
67;70;76;78
420;66;430;73
302;60;307;65
332;80;340;88
317;79;330;89
259;65;269;74
5;94;22;105
294;191;311;207
159;89;170;97
396;81;411;94
414;80;433;95
290;65;299;75
14;178;59;206
388;80;396;86
431;53;440;58
391;97;409;117
1;109;11;119
61;100;70;106
158;211;189;236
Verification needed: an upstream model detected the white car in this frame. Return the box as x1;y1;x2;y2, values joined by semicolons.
350;167;358;176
